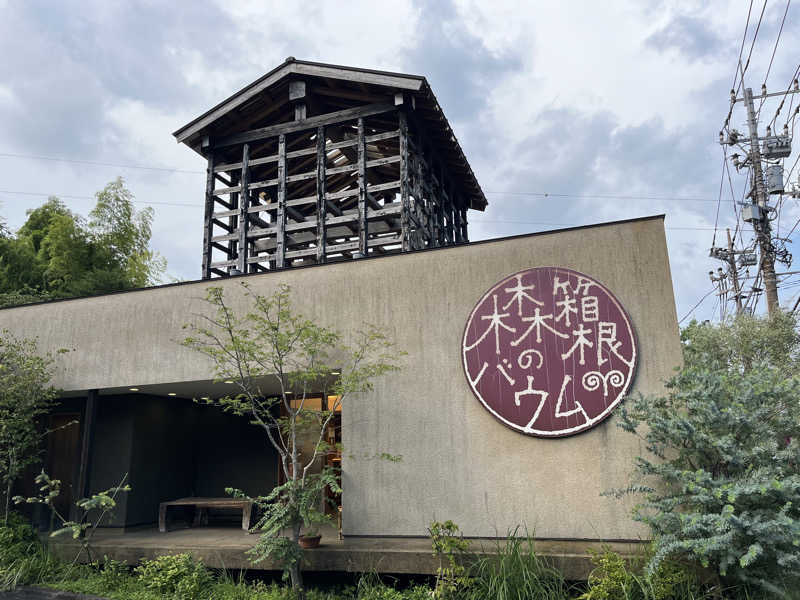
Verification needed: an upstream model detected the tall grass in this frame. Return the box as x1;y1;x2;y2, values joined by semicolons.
0;513;68;591
465;528;571;600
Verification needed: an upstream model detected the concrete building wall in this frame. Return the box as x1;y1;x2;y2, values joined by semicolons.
0;217;681;540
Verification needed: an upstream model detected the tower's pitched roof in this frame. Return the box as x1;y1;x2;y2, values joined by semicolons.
173;58;487;210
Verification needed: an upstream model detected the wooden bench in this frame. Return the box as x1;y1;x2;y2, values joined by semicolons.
158;497;254;533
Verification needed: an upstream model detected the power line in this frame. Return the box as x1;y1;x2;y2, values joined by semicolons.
738;0;768;94
470;218;726;232
0;183;726;206
0;188;731;232
484;191;720;203
712;149;729;247
679;287;718;324
767;62;800;129
0;152;202;174
763;0;792;86
0;189;198;208
0;152;732;204
733;0;755;91
724;0;755;130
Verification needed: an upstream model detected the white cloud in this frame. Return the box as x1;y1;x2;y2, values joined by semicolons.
1;0;797;317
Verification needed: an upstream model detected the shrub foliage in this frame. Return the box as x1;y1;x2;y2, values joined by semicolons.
612;312;800;592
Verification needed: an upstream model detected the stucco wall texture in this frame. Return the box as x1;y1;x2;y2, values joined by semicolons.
0;216;681;541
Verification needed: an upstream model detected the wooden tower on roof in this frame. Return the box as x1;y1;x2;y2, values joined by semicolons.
173;57;488;278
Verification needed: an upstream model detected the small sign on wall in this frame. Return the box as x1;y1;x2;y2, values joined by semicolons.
462;267;637;438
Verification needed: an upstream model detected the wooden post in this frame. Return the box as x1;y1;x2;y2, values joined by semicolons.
74;389;98;520
201;153;215;279
445;181;455;245
227;171;239;270
414;138;426;249
460;201;469;242
357;118;368;256
237;143;250;273
399;111;411;252
437;165;447;247
276;134;287;268
454;193;464;244
290;80;307;121
316;126;327;264
426;159;437;248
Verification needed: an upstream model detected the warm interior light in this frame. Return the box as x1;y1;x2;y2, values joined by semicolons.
129;387;139;392
167;392;177;397
224;380;234;384
331;370;341;375
201;396;210;401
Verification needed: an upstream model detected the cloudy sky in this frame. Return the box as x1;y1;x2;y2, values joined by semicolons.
1;0;799;322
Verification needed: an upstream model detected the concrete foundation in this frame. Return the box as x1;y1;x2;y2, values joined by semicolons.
47;525;648;580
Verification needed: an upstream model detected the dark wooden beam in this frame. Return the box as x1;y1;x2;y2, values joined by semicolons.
74;389;98;520
454;192;464;244
357;117;368;256
214;172;232;187
310;85;390;104
212;218;233;232
237;144;251;273
276;134;287;268
399;111;411;252
289;80;306;102
414;136;429;249
437;163;447;246
202;153;215;279
227;171;240;266
215;103;396;148
316;126;327;263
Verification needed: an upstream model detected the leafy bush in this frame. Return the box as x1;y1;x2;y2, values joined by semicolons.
612;313;800;593
0;512;66;590
579;547;703;600
354;573;431;600
91;556;131;590
134;552;214;599
428;520;472;598
465;528;569;600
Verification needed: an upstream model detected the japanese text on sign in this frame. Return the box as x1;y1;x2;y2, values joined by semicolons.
462;267;637;437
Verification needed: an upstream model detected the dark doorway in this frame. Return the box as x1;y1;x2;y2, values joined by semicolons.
46;413;80;520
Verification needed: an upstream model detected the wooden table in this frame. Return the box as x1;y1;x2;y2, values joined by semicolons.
158;497;254;533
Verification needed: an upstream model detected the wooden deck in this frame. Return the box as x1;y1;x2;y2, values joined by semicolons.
47;524;648;580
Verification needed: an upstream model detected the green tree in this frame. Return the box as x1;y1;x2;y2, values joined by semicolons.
612;311;800;595
0;331;60;524
88;177;165;289
0;178;165;306
182;283;403;598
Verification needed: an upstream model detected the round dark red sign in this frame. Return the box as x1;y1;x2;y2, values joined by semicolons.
462;267;637;437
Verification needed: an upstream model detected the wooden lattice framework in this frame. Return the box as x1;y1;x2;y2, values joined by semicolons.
174;59;487;278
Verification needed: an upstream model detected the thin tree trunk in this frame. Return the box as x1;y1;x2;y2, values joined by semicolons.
290;522;305;599
4;479;11;526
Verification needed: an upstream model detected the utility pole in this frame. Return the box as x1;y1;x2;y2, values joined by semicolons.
727;229;743;315
709;229;748;317
743;87;780;315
